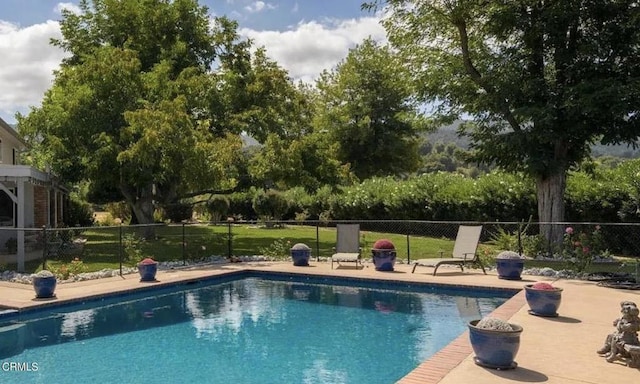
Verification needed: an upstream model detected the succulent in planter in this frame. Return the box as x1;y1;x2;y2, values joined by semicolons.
372;239;396;271
138;257;159;282
468;316;523;369
32;269;57;299
496;251;522;259
475;317;516;331
290;243;311;266
372;239;395;250
496;250;524;280
524;281;563;317
530;281;556;290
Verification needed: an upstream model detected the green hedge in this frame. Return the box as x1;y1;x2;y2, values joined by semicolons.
223;160;640;224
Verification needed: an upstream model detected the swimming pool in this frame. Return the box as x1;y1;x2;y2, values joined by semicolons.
0;274;513;384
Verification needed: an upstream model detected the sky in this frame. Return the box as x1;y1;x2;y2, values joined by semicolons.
0;0;386;124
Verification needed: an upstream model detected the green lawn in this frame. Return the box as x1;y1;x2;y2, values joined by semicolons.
6;224;638;277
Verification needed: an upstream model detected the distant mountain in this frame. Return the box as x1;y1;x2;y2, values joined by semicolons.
426;120;639;159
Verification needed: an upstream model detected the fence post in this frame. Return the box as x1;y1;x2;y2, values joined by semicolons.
41;226;47;271
406;233;410;264
316;223;320;262
517;220;523;256
227;219;233;258
182;223;186;266
119;224;123;276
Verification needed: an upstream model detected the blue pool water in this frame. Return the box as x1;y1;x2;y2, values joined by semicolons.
0;276;512;384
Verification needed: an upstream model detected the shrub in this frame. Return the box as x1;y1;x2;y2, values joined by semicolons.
104;201;132;224
253;190;289;222
65;198;94;227
227;190;257;220
123;233;145;263
48;258;87;280
207;195;230;223
259;238;291;258
163;202;193;223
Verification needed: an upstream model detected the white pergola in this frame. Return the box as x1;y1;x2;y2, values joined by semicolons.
0;165;64;271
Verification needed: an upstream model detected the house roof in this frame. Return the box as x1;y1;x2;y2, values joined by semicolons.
0;116;27;148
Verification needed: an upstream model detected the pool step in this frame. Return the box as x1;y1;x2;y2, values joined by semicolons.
0;322;26;359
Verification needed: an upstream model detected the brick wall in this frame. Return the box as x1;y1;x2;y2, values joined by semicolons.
34;186;48;227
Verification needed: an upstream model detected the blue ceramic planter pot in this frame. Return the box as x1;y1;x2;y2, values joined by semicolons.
33;276;57;298
496;259;524;280
468;320;522;370
524;285;563;317
372;249;396;271
138;261;158;282
291;249;311;266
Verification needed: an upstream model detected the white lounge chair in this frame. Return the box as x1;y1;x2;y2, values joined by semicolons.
331;224;362;269
411;225;486;275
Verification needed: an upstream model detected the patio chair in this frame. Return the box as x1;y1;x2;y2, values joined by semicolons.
331;224;362;269
411;225;486;275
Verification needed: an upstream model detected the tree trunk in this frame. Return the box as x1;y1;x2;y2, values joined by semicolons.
536;170;566;255
121;183;156;239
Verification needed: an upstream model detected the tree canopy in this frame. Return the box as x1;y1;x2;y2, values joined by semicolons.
314;37;425;180
17;0;292;226
366;0;640;242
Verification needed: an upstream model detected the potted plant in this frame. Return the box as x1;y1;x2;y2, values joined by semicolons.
138;257;158;282
468;317;523;370
371;239;396;271
290;243;311;266
524;281;563;317
32;270;57;298
495;250;525;280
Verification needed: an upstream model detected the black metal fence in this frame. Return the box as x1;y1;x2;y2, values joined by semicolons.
0;220;638;274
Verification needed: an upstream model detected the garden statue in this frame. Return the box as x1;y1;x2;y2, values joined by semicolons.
597;301;640;366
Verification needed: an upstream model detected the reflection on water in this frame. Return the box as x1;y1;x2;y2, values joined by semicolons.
0;278;507;361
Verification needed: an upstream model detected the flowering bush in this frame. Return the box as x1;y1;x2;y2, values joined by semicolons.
48;258;88;280
562;226;607;272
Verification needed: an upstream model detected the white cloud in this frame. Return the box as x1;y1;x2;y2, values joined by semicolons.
0;14;386;123
244;1;275;13
0;20;67;122
240;16;386;83
291;2;299;13
54;2;82;15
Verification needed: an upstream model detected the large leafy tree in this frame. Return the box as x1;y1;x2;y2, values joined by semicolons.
248;131;349;193
218;47;314;143
18;0;247;227
366;0;640;243
315;38;424;180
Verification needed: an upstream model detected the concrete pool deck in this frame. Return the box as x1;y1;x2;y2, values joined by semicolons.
1;261;639;383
